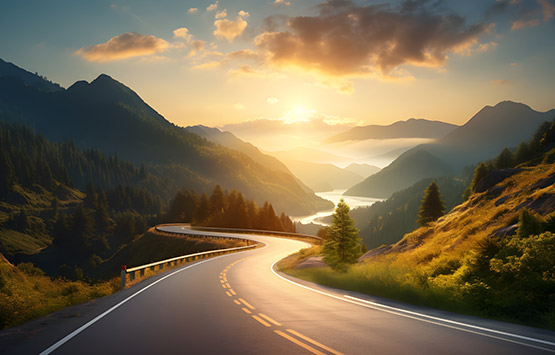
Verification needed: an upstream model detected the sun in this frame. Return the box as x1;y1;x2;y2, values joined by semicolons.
282;105;315;124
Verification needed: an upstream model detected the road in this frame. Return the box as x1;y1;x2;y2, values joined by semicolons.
3;227;555;354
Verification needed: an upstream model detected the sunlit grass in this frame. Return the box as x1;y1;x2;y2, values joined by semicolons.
282;163;555;330
0;260;119;329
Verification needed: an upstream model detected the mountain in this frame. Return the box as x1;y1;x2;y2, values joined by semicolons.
422;101;555;169
345;149;453;198
0;60;330;215
185;125;291;174
343;163;381;178
0;58;62;92
279;160;367;192
347;101;555;198
324;118;458;144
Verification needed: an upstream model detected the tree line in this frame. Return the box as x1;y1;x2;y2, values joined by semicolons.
165;185;296;233
465;117;555;198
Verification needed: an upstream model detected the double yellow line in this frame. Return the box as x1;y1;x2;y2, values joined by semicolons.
220;260;344;355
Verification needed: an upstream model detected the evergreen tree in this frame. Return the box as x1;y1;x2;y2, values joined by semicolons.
194;193;210;224
514;142;532;165
94;190;112;235
83;181;98;209
516;208;543;238
209;185;226;216
71;204;95;248
322;200;361;271
495;148;514;169
417;181;445;226
470;162;492;193
246;199;259;229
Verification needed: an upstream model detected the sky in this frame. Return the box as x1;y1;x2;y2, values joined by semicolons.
1;0;554;129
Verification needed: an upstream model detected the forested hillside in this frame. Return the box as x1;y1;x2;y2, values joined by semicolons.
0;59;330;216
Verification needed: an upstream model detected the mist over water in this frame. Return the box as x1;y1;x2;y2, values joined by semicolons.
292;189;382;226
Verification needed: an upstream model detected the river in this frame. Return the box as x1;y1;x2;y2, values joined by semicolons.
292;189;383;226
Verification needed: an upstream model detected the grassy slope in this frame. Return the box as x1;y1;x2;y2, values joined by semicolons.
0;254;118;329
283;162;555;329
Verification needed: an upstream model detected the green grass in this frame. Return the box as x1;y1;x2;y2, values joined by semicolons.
0;228;50;255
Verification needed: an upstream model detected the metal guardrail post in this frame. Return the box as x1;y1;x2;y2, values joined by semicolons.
120;265;126;289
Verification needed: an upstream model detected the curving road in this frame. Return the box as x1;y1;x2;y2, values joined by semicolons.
3;227;555;354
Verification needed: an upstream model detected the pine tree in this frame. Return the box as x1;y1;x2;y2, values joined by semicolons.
495;148;514;169
322;199;361;271
194;193;210;224
209;185;226;216
417;181;445;226
83;181;98;209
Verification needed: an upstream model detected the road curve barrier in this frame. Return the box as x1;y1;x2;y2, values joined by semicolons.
120;225;321;289
120;244;257;289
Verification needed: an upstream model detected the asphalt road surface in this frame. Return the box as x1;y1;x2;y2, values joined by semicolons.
3;227;555;354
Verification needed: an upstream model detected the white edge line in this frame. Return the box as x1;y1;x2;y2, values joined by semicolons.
40;243;267;355
270;260;555;353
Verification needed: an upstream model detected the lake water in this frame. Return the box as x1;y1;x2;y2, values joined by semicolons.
292;189;383;226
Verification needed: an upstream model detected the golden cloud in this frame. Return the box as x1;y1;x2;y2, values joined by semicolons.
215;10;227;19
252;1;492;78
207;2;218;12
214;13;248;42
75;32;169;62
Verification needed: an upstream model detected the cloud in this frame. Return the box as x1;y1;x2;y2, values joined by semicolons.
539;0;555;21
188;8;198;14
214;12;249;42
75;32;169;62
233;103;246;110
511;18;540;29
207;2;218;12
173;27;208;57
252;1;493;78
491;79;514;86
215;10;227;19
267;97;279;104
273;0;291;5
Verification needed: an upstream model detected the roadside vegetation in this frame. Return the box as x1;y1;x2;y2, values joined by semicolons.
283;119;555;330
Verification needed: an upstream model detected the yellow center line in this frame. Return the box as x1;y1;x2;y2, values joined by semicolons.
274;330;326;355
222;284;227;289
220;280;225;283
258;313;282;326
225;291;232;297
242;307;252;314
287;329;345;355
233;300;241;305
238;298;255;310
229;289;237;296
252;315;272;327
225;283;231;288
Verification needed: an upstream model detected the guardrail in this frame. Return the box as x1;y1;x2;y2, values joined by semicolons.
120;244;257;289
120;225;321;289
185;226;323;243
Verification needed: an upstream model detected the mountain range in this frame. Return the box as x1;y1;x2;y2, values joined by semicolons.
0;59;330;215
347;101;555;198
324;118;458;144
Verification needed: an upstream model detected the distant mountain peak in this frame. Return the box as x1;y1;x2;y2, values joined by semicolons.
324;118;458;144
